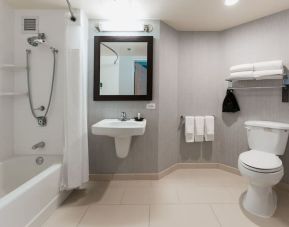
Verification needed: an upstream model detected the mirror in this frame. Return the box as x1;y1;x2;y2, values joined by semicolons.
94;36;153;101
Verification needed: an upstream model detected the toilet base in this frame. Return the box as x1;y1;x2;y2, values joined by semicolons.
242;184;277;218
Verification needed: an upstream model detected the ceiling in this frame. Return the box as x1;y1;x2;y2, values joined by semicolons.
7;0;289;31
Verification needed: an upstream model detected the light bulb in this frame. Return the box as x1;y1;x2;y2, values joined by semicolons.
225;0;239;6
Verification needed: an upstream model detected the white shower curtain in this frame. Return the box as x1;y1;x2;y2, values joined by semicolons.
62;11;89;189
63;48;89;190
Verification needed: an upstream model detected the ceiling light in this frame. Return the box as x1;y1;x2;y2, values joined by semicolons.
224;0;239;6
97;21;152;32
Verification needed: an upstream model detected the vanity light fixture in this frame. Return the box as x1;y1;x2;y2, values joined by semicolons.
96;21;152;32
224;0;239;6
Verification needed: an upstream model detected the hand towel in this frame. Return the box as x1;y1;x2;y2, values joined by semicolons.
222;89;240;113
226;71;254;81
185;116;195;143
254;69;284;80
230;64;254;73
254;60;283;71
194;116;204;142
205;116;214;142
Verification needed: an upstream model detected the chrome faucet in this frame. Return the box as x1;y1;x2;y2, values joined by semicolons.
32;141;45;150
120;112;128;121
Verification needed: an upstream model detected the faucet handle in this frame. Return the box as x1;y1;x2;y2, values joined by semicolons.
120;112;127;121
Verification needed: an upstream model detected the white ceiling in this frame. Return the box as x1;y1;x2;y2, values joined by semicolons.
7;0;289;31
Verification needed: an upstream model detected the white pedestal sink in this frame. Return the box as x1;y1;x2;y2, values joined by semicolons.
91;119;146;158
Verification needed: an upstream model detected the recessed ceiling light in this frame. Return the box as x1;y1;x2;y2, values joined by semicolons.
225;0;239;6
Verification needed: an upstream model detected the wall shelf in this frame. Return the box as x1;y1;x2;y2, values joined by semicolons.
0;64;26;71
0;92;28;97
226;74;289;103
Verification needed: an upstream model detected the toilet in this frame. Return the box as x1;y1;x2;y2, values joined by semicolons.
238;121;289;217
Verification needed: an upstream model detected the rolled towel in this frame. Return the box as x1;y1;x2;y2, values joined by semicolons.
254;60;283;71
226;71;254;81
230;64;254;73
205;116;214;142
254;69;284;80
195;116;204;142
185;116;195;143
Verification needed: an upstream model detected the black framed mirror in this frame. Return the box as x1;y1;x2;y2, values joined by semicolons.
94;36;153;101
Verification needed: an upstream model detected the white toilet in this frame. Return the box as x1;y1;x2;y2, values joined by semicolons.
238;121;289;217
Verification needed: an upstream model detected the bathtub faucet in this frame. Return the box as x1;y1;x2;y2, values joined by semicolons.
32;141;45;150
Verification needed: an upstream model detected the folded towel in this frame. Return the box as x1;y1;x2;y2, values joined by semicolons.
185;116;195;143
195;116;204;142
254;69;284;80
222;89;240;113
205;116;214;142
254;60;283;71
226;71;254;81
230;64;254;73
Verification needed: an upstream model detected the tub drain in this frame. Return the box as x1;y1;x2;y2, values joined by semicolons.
36;156;44;165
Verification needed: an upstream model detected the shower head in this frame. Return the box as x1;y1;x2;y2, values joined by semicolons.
27;33;46;47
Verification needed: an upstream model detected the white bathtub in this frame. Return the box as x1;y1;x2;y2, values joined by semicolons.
0;155;69;227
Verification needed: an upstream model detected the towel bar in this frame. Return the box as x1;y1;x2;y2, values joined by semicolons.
179;115;216;130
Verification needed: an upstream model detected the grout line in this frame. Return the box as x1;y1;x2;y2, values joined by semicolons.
148;205;151;227
76;204;90;227
209;204;222;227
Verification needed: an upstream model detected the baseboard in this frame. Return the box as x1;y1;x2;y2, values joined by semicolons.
90;163;221;181
218;163;241;175
27;190;71;227
89;163;289;192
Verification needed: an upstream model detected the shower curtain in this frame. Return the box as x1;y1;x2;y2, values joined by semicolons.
62;11;89;190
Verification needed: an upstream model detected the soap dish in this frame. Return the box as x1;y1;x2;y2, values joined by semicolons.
134;117;144;122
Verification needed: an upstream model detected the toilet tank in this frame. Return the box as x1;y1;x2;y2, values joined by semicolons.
245;121;289;155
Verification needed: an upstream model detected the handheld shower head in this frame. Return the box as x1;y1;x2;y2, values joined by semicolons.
27;33;46;47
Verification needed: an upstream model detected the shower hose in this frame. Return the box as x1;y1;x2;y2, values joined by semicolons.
26;48;58;126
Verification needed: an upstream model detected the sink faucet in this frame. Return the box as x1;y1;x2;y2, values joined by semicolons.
32;141;45;150
120;112;128;121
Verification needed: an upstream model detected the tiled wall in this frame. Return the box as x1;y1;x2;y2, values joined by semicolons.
0;0;14;160
13;10;66;156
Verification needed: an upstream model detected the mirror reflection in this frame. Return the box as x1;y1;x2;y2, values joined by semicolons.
100;42;148;96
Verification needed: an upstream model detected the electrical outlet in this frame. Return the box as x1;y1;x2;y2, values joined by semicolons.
146;103;156;110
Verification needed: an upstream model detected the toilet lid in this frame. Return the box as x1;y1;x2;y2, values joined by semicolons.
239;150;282;171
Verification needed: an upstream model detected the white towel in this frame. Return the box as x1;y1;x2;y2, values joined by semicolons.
230;64;254;73
254;60;283;71
226;71;254;81
195;116;204;142
185;116;194;143
254;69;284;80
204;116;214;142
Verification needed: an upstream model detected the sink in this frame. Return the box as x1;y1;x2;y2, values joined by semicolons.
91;119;146;158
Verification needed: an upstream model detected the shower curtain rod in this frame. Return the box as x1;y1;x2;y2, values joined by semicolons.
65;0;77;22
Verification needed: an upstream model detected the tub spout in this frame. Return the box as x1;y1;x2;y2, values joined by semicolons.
32;142;45;150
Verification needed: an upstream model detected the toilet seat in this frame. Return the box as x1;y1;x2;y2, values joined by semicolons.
239;150;283;173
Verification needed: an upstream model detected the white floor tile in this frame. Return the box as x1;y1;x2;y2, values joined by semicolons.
177;184;236;203
149;204;220;227
42;206;88;227
78;205;149;227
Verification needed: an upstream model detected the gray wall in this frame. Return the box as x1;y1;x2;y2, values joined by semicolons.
177;9;289;183
157;22;179;171
88;10;289;183
178;32;223;164
88;20;161;173
221;10;289;183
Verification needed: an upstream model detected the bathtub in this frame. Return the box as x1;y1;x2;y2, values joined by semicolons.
0;155;69;227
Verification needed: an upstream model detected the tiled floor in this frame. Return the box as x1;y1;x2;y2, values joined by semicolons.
43;169;289;227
